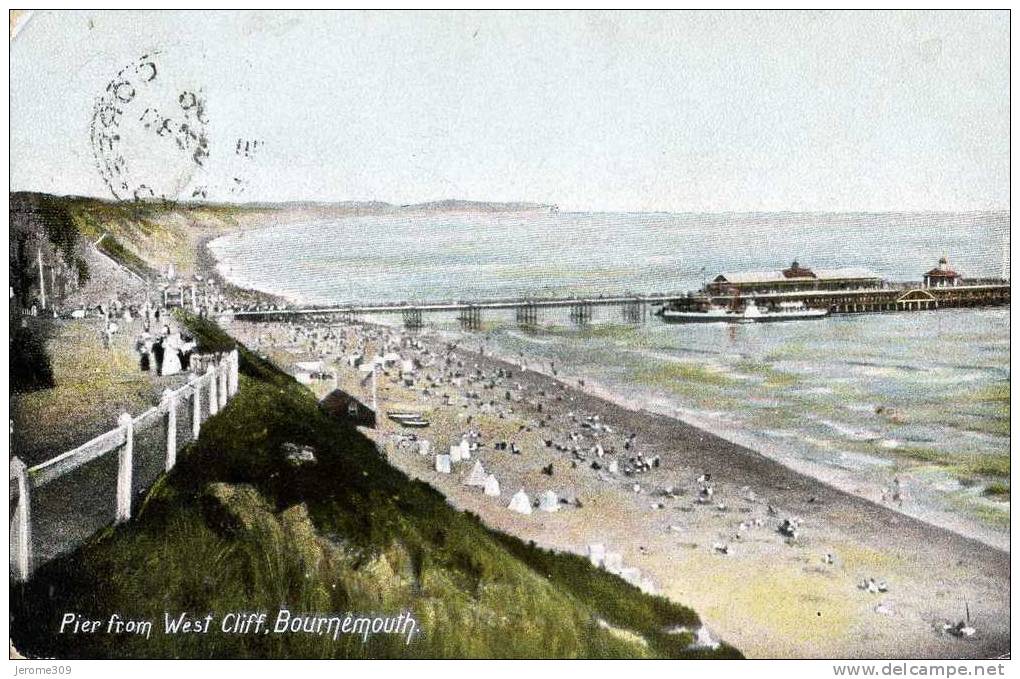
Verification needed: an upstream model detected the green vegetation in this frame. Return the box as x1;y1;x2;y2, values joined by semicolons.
10;314;55;393
95;233;157;279
10;315;739;659
10;193;90;307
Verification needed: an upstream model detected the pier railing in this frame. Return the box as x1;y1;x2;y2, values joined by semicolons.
9;350;240;582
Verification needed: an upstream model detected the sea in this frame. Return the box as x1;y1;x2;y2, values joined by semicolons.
209;211;1011;550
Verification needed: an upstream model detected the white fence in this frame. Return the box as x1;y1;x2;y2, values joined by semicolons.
10;349;240;582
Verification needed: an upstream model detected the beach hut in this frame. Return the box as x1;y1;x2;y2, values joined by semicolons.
464;461;487;487
508;489;532;515
538;490;559;512
483;474;501;497
434;454;451;474
319;389;376;428
295;360;324;373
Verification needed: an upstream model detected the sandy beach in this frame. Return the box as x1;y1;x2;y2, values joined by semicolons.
225;318;1010;659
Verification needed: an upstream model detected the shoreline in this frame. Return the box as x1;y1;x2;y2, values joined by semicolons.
451;336;1011;554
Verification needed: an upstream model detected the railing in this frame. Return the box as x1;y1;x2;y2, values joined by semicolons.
10;349;240;582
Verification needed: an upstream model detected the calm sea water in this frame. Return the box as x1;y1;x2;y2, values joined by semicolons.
211;211;1010;547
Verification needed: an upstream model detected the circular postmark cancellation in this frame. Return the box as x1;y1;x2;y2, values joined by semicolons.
89;52;211;202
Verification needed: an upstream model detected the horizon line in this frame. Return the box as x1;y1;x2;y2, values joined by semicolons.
9;189;1011;215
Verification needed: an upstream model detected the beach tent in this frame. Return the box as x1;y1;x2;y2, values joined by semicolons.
417;440;431;457
538;490;559;513
295;360;324;373
587;543;606;568
434;454;451;474
449;444;463;463
459;439;471;460
619;567;642;586
401;359;415;374
508;489;532;515
603;552;623;574
691;626;721;650
464;461;487;487
483;474;501;497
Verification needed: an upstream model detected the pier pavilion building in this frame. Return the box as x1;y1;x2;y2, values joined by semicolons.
705;261;882;295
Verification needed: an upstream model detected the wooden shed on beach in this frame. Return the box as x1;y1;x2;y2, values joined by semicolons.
319;389;376;428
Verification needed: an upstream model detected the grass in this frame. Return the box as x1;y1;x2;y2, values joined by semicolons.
60;195;263;280
10;314;740;659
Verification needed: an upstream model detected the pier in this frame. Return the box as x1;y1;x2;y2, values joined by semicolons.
232;293;676;328
229;279;1008;329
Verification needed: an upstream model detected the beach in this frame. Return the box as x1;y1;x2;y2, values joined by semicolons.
226;317;1010;659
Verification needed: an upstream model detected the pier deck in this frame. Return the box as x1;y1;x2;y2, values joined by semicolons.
229;280;1009;327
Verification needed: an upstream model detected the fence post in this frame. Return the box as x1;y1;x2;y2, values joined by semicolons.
163;389;177;472
10;456;31;582
229;349;239;396
192;379;202;438
207;365;218;416
116;412;134;523
218;358;228;409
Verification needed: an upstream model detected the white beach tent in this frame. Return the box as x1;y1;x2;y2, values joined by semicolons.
449;444;463;463
464;461;487;487
434;454;451;474
417;440;431;457
459;439;471;460
507;489;532;515
538;490;559;512
587;543;606;568
619;567;642;586
483;474;501;497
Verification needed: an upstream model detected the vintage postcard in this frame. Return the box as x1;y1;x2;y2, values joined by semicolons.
7;9;1011;669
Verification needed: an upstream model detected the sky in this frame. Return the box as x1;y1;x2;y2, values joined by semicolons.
9;10;1010;212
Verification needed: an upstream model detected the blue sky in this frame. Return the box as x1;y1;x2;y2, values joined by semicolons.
9;10;1010;212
